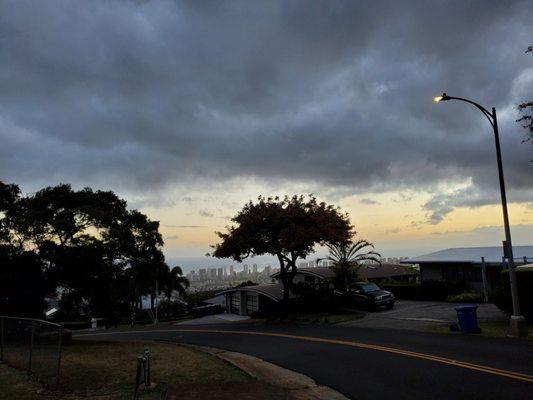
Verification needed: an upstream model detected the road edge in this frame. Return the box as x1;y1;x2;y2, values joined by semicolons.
172;342;350;400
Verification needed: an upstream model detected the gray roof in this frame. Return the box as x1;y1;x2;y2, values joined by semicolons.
270;267;335;279
360;263;419;279
403;246;533;264
270;264;417;280
218;283;286;301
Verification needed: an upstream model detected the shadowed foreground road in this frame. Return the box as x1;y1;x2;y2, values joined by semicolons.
76;323;533;400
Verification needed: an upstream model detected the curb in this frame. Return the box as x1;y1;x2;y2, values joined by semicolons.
176;342;350;400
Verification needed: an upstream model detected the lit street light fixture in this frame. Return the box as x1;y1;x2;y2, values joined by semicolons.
434;93;528;337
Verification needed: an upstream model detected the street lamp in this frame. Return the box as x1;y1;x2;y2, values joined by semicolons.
434;93;528;337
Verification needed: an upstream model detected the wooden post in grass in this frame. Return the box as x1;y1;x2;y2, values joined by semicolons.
133;356;144;400
144;347;150;387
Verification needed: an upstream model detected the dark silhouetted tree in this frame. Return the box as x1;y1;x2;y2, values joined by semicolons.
0;180;167;322
212;195;353;302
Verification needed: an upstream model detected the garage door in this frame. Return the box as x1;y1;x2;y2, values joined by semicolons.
245;293;258;315
230;292;240;314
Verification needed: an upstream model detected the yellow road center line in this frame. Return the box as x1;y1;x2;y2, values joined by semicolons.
75;328;533;383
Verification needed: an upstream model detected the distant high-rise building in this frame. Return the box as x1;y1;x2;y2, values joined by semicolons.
243;264;249;274
229;265;234;274
199;268;207;281
217;267;223;279
264;265;272;276
252;264;258;274
209;268;217;279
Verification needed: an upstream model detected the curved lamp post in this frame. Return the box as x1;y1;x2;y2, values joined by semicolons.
434;93;528;337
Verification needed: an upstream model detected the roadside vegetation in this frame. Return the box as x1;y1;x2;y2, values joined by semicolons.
0;341;250;400
270;312;364;324
432;320;533;340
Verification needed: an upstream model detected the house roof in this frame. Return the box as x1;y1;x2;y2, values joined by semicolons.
402;246;533;264
270;264;417;280
359;263;419;279
217;283;286;302
270;267;335;280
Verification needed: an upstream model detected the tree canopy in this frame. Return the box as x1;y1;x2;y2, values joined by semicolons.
0;180;187;321
323;239;381;291
212;195;353;301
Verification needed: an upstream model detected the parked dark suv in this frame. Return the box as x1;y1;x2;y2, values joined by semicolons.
347;282;395;310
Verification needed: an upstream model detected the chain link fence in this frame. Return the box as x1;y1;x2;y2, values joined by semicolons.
0;316;64;388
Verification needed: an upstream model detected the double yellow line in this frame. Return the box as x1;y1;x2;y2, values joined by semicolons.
173;328;533;383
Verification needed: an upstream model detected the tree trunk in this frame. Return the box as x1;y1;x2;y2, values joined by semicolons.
277;254;290;303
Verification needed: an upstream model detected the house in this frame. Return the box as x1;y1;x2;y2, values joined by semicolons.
401;246;533;291
218;283;288;316
359;263;419;283
219;264;420;316
270;267;336;288
270;265;419;286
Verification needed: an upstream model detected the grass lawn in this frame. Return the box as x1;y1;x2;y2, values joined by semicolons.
0;340;250;400
431;320;533;339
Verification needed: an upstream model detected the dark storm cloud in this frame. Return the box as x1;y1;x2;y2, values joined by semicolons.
0;0;532;221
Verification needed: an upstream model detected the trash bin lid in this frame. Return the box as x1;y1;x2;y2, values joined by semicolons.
455;305;478;311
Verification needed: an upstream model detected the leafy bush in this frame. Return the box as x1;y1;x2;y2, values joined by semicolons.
446;292;482;303
295;287;340;313
158;299;188;319
494;269;533;322
382;280;467;301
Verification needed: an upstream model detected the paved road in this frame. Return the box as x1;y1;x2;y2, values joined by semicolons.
76;323;533;400
342;300;506;331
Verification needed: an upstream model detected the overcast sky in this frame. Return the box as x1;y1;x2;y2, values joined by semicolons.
1;1;532;268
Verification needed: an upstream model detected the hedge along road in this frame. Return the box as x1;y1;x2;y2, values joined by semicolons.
75;323;533;400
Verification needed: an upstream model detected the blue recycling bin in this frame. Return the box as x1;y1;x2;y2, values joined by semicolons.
455;305;479;333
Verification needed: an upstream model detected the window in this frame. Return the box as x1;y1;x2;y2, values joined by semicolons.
245;293;258;315
230;292;240;314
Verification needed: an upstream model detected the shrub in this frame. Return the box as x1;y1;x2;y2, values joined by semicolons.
296;288;340;313
382;280;467;301
446;292;482;303
494;269;533;322
158;299;188;319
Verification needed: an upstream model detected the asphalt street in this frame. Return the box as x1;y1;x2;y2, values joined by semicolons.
76;323;533;400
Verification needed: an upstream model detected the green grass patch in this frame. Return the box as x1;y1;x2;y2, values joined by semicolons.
431;320;533;339
0;340;250;400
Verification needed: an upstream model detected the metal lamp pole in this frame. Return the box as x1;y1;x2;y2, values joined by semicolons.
434;93;528;337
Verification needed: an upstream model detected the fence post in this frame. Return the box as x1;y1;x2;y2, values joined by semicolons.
144;347;150;387
28;320;35;373
56;325;63;389
133;356;144;400
0;317;4;363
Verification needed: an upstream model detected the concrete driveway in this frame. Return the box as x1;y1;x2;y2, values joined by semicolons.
341;300;507;331
175;313;250;325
